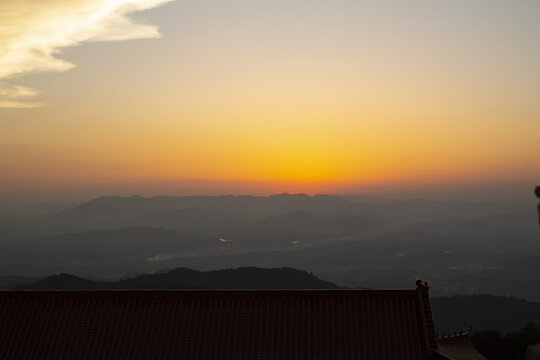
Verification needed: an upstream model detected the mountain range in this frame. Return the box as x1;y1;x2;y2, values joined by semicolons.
1;193;538;300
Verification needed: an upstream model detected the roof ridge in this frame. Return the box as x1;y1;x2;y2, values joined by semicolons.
437;327;473;344
416;279;438;356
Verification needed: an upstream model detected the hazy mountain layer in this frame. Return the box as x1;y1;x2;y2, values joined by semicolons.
16;267;338;290
0;194;537;300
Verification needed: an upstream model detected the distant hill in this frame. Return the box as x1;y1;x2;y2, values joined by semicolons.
52;193;519;232
57;194;353;222
24;274;106;290
17;267;339;290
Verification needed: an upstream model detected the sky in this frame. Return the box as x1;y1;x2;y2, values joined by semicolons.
1;0;539;203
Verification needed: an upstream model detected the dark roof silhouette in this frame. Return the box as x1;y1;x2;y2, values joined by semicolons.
0;282;484;359
437;330;486;360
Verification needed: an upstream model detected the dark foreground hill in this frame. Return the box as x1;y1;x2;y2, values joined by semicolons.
13;266;540;335
17;267;339;290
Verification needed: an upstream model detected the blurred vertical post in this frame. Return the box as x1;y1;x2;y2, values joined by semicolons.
535;186;540;226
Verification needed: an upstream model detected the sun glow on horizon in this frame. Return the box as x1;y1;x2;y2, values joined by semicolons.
1;1;539;201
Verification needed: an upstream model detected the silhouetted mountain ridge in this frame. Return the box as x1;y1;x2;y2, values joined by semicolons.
18;267;339;290
59;194;350;220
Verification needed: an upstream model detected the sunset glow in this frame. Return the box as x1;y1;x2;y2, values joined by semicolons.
1;0;539;201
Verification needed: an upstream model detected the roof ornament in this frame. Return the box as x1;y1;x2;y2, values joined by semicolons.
415;279;430;290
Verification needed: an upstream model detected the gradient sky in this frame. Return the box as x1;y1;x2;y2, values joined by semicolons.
1;0;539;202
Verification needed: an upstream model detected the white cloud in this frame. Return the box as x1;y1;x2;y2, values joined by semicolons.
0;0;172;108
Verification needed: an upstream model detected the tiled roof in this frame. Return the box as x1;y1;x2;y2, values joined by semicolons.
434;332;487;360
0;289;432;360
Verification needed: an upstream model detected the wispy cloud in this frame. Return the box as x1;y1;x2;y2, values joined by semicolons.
0;84;42;108
0;0;172;108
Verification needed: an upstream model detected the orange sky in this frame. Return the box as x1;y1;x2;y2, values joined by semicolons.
1;1;539;202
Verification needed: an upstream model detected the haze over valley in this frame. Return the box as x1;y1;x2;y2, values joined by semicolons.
2;193;538;301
